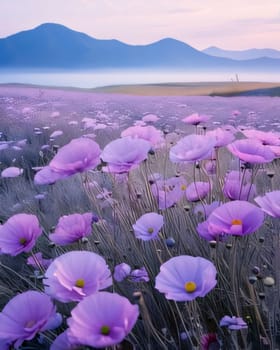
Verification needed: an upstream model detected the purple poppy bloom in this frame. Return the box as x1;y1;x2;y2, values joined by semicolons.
194;201;221;220
206;128;235;147
185;182;211;202
133;212;164;241
27;252;53;270
207;200;264;236
34;166;69;185
255;190;280;217
220;316;247;330
50;130;63;138
101;137;151;173
142;113;159;122
49;212;93;245
155;255;217;301
182;113;211;125
113;263;131;282
0;213;42;256
170;135;216;163
151;176;187;209
121;125;164;148
0;339;10;350
67;292;139;348
1;167;23;178
223;170;257;201
44;251;112;302
227;139;275;164
49;138;101;174
130;266;150;282
0;291;60;349
242;129;280;146
51;331;80;350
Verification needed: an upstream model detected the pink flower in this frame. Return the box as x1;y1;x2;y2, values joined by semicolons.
185;182;211;202
132;212;164;241
121;125;164;148
49;212;93;245
182;113;211;125
0;214;42;256
44;251;112;302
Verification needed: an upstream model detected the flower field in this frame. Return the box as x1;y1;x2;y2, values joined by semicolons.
0;86;280;349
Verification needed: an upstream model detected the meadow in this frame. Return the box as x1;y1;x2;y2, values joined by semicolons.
0;85;280;349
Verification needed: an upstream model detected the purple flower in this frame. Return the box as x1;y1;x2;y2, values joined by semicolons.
185;182;211;202
67;292;139;348
242;129;280;146
194;201;221;220
49;212;93;245
220;316;247;330
121;125;164;148
170;135;216;163
197;220;225;242
255;190;280;217
35;138;101;185
27;252;53;269
133;212;164;241
130;267;150;282
142;113;159;122
206;127;235;147
1;167;23;178
50;138;101;174
207;200;264;236
44;251;112;302
113;263;131;282
151;176;187;209
223;170;257;201
101;137;151;173
0;291;60;349
51;331;79;350
182;113;211;125
155;255;217;301
227;139;275;164
0;214;42;256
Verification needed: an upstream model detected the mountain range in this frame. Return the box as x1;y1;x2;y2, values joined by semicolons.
203;46;280;60
0;23;280;71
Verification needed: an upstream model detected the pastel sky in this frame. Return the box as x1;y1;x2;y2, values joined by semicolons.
1;0;280;50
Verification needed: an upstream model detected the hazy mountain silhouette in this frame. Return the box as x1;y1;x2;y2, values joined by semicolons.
1;23;280;71
203;46;280;60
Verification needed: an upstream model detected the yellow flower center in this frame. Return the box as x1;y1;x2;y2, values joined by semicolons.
147;227;154;234
231;219;242;225
181;185;187;191
184;281;197;293
100;325;110;335
75;279;85;288
19;237;27;245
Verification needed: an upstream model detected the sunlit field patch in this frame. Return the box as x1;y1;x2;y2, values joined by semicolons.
0;86;280;349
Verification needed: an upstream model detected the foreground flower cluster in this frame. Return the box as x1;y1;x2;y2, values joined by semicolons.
1;102;280;349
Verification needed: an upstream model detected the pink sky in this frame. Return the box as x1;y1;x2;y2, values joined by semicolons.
1;0;280;50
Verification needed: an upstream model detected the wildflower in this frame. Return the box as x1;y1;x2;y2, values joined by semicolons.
206;128;235;147
133;212;164;241
241;129;280;146
27;252;53;269
185;182;211;202
223;170;256;201
220;316;247;330
130;267;150;282
151;176;187;209
49;212;93;245
155;255;217;301
255;190;280;217
51;331;79;350
182;113;210;125
194;201;221;220
1;167;23;178
67;292;139;348
207;200;264;236
0;291;60;349
227;139;275;164
0;213;42;256
170;134;216;163
121;125;164;148
142;113;159;122
44;251;112;302
113;263;131;282
101;137;151;173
